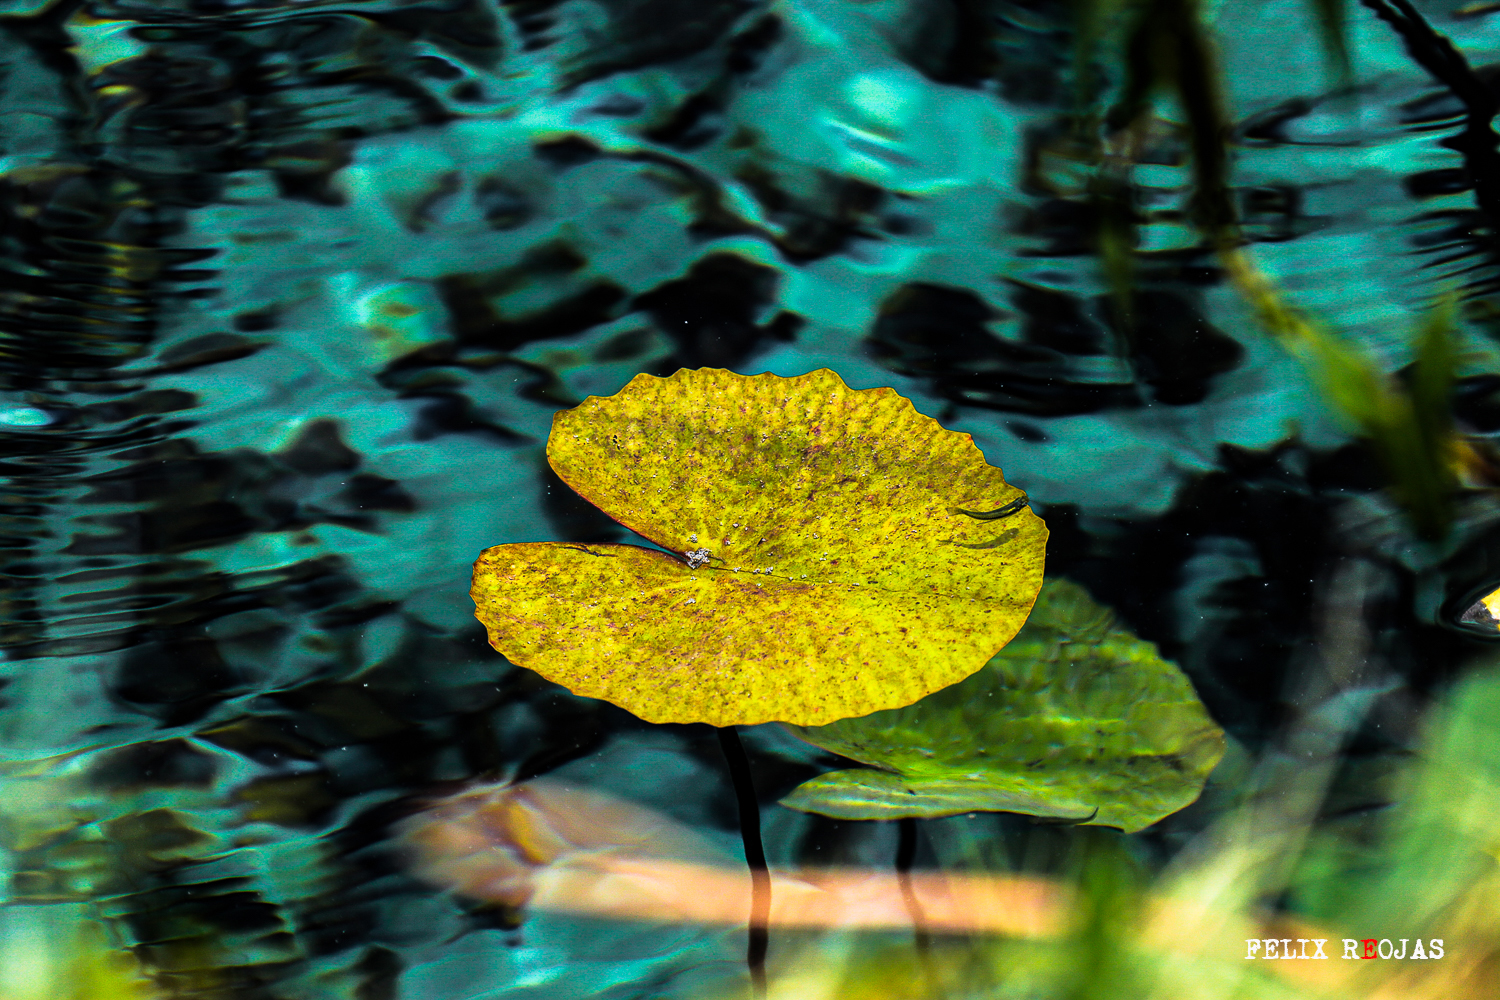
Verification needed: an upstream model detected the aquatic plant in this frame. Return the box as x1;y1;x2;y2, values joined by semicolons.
1225;253;1463;541
1073;0;1483;547
470;366;1048;728
780;579;1226;834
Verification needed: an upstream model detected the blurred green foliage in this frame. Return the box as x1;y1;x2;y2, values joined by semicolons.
724;660;1500;1000
0;908;155;1000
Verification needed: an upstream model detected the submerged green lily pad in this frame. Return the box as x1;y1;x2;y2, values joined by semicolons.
780;578;1226;833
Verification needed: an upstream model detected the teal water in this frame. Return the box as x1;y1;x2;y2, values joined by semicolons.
2;0;1500;997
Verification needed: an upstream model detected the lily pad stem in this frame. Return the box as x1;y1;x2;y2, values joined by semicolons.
717;726;770;998
895;816;932;956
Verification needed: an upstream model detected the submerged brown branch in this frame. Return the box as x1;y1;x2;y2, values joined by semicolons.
400;779;1067;935
395;778;1392;995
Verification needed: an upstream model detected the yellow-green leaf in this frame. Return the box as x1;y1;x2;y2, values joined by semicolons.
779;579;1226;832
470;367;1047;727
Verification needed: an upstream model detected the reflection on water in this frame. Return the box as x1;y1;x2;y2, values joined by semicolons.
3;0;1500;997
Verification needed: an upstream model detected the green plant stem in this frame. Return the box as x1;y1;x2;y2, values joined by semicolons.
717;726;769;998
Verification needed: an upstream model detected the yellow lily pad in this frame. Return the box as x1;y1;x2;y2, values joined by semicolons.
471;367;1047;727
779;579;1227;832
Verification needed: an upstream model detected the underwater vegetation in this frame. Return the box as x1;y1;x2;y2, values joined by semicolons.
4;0;1500;997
